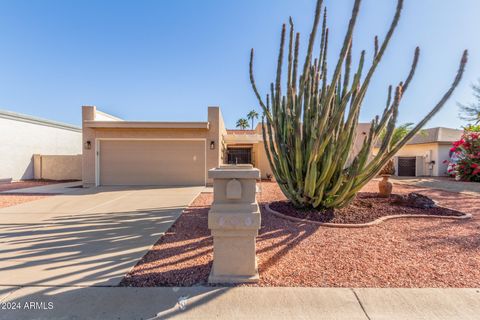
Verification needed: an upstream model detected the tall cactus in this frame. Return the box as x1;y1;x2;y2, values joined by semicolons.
249;0;468;209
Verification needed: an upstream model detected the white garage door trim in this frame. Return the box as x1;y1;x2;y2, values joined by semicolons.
95;138;207;187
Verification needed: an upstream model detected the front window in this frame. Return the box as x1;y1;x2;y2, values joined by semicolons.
226;147;252;164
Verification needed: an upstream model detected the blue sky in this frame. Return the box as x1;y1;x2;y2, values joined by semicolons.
0;0;478;129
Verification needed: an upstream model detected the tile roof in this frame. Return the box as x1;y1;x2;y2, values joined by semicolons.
374;127;463;147
406;127;462;145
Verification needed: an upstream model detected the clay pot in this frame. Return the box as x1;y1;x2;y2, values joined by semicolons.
378;175;392;198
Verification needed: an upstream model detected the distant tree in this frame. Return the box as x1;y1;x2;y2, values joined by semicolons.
380;123;416;147
236;118;249;130
464;124;480;132
458;81;480;124
247;109;259;130
391;123;415;146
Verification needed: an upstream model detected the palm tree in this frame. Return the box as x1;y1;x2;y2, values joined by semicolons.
247;109;259;130
236;118;249;130
380;123;426;147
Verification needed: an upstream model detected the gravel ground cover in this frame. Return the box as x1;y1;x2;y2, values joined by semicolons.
122;180;480;288
0;194;52;208
269;193;464;224
0;180;61;208
0;180;57;192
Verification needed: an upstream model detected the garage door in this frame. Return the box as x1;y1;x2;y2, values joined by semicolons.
99;140;206;186
398;157;416;176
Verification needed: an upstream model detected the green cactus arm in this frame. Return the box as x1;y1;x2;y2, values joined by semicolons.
250;0;467;209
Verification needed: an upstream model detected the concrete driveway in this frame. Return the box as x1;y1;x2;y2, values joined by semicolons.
0;186;203;286
390;176;480;197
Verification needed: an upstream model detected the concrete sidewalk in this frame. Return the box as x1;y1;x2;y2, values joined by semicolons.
0;286;478;319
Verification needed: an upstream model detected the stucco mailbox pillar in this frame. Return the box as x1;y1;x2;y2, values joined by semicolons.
208;164;261;283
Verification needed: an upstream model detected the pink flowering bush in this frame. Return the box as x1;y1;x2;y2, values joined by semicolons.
446;131;480;182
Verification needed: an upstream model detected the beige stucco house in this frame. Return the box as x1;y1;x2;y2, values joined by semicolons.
82;105;274;187
373;127;463;177
83;106;220;187
82;105;374;187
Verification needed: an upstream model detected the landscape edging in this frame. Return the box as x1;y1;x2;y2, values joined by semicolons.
264;203;472;228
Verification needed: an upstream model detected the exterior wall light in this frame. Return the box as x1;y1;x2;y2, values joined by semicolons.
210;141;216;150
84;141;92;150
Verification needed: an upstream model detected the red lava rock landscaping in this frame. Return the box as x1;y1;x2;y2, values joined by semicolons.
122;180;480;288
268;192;464;224
0;194;52;209
0;180;61;208
0;180;56;192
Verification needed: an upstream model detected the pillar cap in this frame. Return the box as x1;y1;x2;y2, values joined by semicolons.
208;165;260;179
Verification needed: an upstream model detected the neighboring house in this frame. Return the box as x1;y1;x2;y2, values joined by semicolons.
82;105;369;187
373;127;463;177
0;109;82;181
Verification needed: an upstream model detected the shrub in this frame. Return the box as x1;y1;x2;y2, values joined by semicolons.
448;131;480;182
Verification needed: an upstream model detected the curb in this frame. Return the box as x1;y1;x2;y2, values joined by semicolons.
264;203;472;228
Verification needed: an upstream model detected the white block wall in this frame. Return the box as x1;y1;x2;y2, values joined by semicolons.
0;111;82;180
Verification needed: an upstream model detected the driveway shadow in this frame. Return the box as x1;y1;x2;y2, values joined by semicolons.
0;206;185;287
